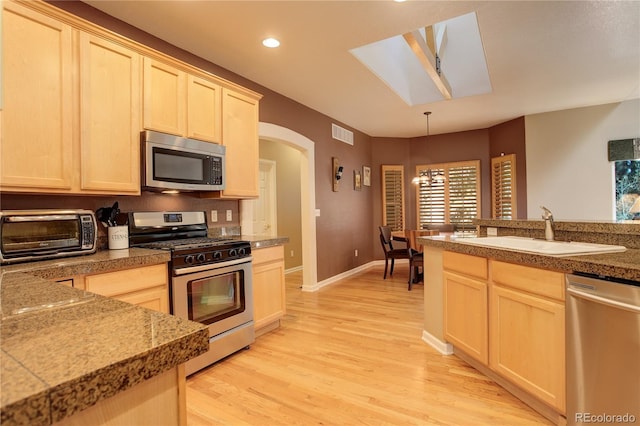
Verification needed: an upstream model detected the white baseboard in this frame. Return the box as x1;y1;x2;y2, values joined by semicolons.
285;265;303;274
422;330;453;355
302;261;377;291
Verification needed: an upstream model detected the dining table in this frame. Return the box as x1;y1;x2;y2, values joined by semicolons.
391;229;439;252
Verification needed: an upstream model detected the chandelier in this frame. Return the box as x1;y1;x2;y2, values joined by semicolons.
412;111;445;185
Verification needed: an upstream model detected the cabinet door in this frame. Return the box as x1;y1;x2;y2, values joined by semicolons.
443;271;488;364
252;246;286;331
115;286;169;313
1;2;73;190
187;75;221;143
80;33;141;194
85;264;169;313
220;88;259;198
490;284;565;412
143;58;186;136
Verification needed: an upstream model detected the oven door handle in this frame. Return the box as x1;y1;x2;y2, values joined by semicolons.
173;256;253;275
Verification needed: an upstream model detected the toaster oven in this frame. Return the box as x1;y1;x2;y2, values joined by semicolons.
0;210;98;265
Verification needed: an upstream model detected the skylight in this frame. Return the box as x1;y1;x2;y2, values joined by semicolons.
350;12;491;105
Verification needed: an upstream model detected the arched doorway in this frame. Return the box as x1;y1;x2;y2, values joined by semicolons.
240;123;318;291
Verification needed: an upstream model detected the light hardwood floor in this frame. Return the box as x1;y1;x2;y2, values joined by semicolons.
186;266;551;425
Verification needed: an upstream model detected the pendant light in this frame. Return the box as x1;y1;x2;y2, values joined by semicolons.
412;112;445;185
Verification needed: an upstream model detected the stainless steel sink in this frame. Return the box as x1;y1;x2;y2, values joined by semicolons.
453;236;626;256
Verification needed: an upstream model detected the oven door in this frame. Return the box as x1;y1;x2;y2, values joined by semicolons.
172;258;253;337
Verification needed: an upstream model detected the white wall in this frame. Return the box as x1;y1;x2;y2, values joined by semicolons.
525;99;640;221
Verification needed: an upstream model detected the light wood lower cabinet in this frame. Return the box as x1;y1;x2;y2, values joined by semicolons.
252;245;286;336
443;251;489;364
442;252;567;417
490;260;565;413
56;364;186;426
82;263;169;313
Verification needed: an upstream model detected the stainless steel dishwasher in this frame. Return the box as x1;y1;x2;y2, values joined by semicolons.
566;273;639;426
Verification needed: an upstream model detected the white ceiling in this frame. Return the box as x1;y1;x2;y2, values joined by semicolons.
83;0;640;138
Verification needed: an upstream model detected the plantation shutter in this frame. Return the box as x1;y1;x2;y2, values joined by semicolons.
417;166;446;225
448;162;480;230
416;160;480;231
491;154;517;219
381;165;405;231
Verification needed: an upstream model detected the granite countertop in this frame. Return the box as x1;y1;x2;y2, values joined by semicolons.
241;235;289;249
0;249;208;425
418;235;640;282
0;247;170;279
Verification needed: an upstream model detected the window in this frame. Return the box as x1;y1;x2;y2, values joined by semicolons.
491;154;517;219
615;160;640;221
416;160;480;231
381;165;405;231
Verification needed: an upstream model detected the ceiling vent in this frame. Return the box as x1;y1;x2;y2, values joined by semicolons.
332;123;354;145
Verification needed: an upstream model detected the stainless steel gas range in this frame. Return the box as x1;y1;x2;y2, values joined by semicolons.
129;211;254;376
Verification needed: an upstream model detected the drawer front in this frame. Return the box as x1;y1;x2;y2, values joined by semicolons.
443;251;488;280
491;260;564;301
85;264;168;297
252;245;284;265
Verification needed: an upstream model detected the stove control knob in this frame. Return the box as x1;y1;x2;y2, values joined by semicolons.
229;248;237;257
213;251;223;260
184;255;195;265
196;253;206;263
238;247;246;256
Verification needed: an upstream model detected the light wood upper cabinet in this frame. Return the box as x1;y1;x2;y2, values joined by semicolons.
1;1;141;195
219;88;260;198
2;0;261;197
143;58;186;137
252;245;286;336
80;33;141;193
143;58;222;143
187;75;222;143
1;1;74;190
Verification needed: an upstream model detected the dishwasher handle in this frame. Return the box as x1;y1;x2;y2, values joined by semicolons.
567;286;640;314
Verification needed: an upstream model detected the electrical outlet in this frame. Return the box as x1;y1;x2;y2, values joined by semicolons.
487;227;498;236
354;249;358;257
210;210;218;222
290;250;294;257
226;210;232;221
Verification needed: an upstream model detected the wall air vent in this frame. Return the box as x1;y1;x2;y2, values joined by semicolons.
608;138;640;161
332;123;354;145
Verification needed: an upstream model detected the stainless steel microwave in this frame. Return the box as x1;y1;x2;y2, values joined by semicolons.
0;210;98;265
142;130;226;192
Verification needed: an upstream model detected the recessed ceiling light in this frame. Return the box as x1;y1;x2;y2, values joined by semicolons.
262;38;280;48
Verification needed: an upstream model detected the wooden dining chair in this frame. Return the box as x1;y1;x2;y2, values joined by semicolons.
405;230;426;290
378;226;410;279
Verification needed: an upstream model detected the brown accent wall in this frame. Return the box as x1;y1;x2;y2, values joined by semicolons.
7;2;527;279
488;117;527;219
12;1;374;281
371;129;492;258
0;193;238;242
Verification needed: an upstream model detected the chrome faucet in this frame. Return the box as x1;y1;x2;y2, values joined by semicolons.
541;206;554;241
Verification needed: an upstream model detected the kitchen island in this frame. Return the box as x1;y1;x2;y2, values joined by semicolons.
0;253;208;425
417;220;640;425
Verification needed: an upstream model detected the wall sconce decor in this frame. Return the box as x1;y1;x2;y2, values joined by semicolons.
333;157;343;192
354;170;362;191
363;166;371;186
